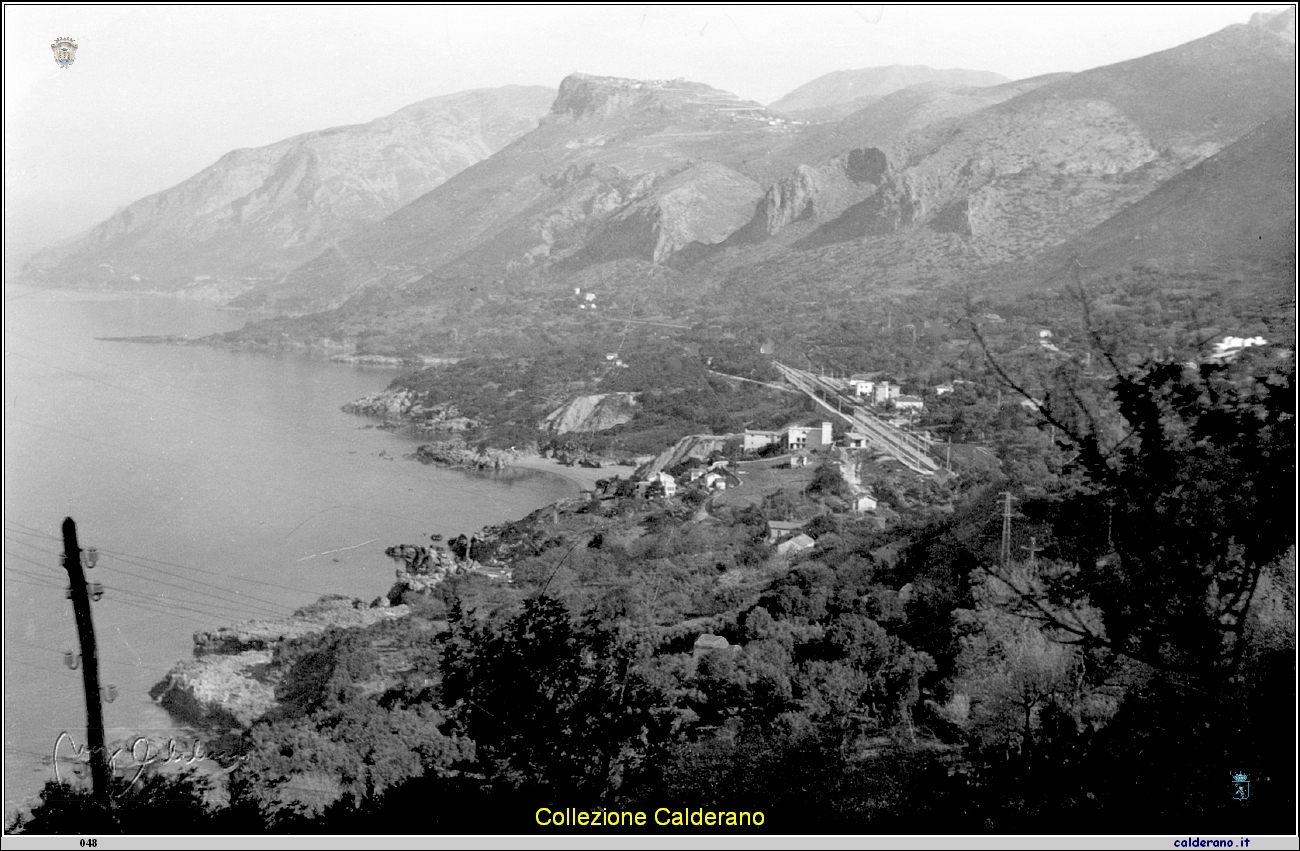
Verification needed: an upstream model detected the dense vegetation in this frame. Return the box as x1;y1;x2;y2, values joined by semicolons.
10;280;1295;835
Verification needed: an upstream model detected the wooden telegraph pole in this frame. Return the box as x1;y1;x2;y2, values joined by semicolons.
60;517;111;799
999;492;1014;570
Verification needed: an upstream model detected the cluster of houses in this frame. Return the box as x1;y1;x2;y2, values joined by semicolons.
840;375;925;416
742;421;834;453
593;457;742;502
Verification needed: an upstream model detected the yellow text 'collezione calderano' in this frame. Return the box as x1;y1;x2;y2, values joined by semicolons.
535;807;765;827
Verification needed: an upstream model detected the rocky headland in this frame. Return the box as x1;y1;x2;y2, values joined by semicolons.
149;595;413;734
413;442;519;471
148;536;508;738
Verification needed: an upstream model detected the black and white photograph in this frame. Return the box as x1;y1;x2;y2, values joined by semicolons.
3;4;1296;844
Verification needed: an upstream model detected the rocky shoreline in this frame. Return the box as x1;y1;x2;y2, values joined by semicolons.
149;596;412;734
148;534;506;738
413;441;520;471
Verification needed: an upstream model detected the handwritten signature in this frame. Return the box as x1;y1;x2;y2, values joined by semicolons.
51;731;210;790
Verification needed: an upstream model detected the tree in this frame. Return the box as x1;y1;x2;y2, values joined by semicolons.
807;460;850;499
973;291;1296;829
440;595;661;797
7;773;226;834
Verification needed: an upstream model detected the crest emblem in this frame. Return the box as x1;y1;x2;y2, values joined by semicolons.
1231;772;1250;801
51;37;78;69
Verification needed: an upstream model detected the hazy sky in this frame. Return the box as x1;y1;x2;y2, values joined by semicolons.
3;3;1287;266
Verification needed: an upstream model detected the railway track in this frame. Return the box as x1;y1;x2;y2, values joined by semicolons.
773;361;938;476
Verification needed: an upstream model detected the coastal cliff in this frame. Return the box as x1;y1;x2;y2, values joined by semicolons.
149;536;505;737
150;596;411;733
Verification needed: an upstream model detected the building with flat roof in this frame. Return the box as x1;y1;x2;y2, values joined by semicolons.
785;422;832;450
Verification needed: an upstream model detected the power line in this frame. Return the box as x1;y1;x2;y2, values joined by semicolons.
4;519;319;596
5;536;314;625
5;534;289;620
6;620;161;672
4;572;65;593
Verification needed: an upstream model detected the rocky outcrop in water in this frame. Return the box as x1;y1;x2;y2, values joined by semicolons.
191;595;409;656
151;596;411;732
414;442;518;470
343;390;474;431
384;544;483;603
150;650;278;732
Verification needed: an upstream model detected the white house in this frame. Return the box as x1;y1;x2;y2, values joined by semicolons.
934;383;954;396
854;492;878;513
636;471;678;498
1208;336;1268;364
785;422;833;450
849;377;876;397
743;430;781;452
776;534;815;558
873;383;900;405
895;395;925;413
766;520;806;543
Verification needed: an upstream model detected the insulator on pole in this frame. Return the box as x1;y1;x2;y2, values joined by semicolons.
102;685;117;703
86;548;98;568
90;582;104;602
64;651;80;670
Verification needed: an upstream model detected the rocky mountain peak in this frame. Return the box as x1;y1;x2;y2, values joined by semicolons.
548;72;770;123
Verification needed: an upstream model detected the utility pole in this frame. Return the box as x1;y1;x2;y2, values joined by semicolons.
60;517;111;799
999;492;1014;570
1021;536;1038;568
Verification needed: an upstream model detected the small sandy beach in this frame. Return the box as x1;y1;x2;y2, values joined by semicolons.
508;454;630;491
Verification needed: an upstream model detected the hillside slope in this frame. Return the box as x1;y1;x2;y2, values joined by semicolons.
217;18;1295;359
245;73;811;313
685;20;1295;301
1040;112;1296;285
769;65;1011;121
25;86;556;297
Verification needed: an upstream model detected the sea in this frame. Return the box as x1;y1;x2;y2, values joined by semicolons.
1;285;578;819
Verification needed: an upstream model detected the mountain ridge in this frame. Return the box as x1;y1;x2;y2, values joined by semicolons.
239;72;810;313
768;65;1012;121
24;86;557;298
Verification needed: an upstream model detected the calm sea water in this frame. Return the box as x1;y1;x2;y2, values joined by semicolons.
2;286;576;818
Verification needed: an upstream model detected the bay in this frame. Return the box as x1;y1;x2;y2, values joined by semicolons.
2;286;577;819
